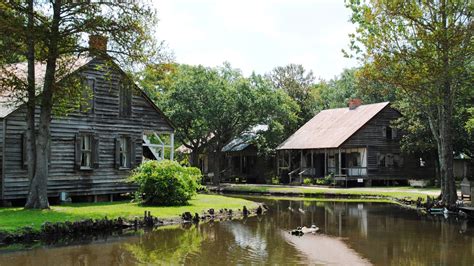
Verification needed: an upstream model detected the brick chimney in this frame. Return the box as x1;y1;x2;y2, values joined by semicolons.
88;35;107;55
348;98;362;110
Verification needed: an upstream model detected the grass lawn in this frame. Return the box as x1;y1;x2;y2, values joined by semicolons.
217;184;441;202
0;194;257;233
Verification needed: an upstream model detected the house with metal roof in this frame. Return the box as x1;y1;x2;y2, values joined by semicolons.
221;125;270;183
0;36;175;205
276;99;433;185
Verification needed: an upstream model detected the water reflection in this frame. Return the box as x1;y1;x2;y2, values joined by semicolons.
1;198;473;265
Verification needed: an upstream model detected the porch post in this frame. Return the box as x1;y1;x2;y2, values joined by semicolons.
170;133;175;161
311;150;314;168
276;150;280;176
324;148;327;176
300;150;303;183
338;148;342;175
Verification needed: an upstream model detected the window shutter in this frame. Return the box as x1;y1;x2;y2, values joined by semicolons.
74;134;81;170
21;133;27;169
115;137;121;169
92;135;100;169
381;126;387;138
130;137;136;168
136;138;143;166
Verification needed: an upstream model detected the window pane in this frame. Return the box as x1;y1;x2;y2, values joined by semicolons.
80;135;92;167
120;137;129;168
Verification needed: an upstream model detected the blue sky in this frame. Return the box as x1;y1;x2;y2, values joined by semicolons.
153;0;358;80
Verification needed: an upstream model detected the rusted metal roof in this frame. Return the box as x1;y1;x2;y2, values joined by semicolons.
0;56;93;118
277;102;390;150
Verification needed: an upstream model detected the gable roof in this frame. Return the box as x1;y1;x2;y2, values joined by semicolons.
0;56;93;118
277;102;390;150
0;56;175;130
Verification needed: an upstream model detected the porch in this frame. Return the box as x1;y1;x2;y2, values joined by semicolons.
277;147;368;184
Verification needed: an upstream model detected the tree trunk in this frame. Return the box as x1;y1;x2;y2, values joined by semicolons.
190;149;200;168
213;149;222;185
439;97;456;205
438;0;456;206
25;0;36;183
25;1;62;209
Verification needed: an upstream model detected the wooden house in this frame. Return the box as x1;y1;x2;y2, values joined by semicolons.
276;100;434;186
221;125;270;183
0;36;175;205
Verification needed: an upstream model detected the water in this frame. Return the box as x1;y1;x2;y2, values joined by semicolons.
1;197;473;265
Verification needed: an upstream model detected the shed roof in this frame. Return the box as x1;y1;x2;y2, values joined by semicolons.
277;102;390;150
222;124;268;152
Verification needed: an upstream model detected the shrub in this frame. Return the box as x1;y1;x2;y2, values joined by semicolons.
315;175;334;185
303;178;312;185
271;176;280;185
128;160;202;206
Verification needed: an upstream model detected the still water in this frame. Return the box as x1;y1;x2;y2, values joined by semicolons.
1;197;473;265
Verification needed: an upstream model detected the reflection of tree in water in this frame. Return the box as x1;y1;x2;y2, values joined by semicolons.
124;223;207;265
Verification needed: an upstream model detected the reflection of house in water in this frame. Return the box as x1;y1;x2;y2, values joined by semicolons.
277;100;434;186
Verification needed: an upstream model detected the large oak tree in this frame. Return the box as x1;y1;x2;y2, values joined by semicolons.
346;0;473;205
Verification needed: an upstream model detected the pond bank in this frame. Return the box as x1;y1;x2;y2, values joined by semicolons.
208;184;442;207
0;194;262;246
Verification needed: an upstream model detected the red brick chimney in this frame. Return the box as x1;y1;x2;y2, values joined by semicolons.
88;35;107;55
348;98;362;110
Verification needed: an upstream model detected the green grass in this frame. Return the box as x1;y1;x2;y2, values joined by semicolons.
219;184;441;202
0;194;257;233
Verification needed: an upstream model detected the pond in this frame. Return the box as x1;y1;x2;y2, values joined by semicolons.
0;197;473;265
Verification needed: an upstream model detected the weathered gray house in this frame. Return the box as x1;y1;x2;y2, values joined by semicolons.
222;125;270;183
276;100;433;185
0;37;174;205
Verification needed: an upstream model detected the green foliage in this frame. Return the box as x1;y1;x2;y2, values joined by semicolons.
315;175;334;186
271;176;280;185
466;108;474;134
129;160;202;206
303;178;312;185
346;0;473;203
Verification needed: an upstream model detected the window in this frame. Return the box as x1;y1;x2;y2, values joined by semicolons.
75;133;99;170
115;136;135;169
80;135;92;168
349;152;361;167
119;82;132;117
382;126;398;140
80;78;95;113
120;137;130;168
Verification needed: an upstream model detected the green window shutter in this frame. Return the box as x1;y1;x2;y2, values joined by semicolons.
129;137;136;168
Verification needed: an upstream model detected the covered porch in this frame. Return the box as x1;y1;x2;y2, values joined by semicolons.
277;147;368;184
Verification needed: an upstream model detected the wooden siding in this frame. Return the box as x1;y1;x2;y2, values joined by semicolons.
2;58;173;200
0;119;4;200
341;106;435;180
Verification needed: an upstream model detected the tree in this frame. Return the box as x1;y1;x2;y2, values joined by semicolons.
157;64;219;167
268;64;317;126
151;63;298;184
1;0;162;209
346;0;473;205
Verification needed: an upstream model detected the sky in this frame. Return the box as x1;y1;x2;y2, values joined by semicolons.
152;0;358;80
